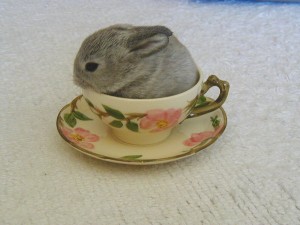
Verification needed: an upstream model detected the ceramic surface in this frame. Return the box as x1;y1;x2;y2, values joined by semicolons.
81;72;203;145
56;96;227;165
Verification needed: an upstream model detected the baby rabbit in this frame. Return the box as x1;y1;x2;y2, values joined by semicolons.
73;24;199;99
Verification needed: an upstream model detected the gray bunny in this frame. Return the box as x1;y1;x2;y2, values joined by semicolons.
73;24;199;99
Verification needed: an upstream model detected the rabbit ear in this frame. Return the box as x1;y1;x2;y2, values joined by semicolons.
127;26;172;58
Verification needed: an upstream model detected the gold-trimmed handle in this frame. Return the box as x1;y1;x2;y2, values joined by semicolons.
188;75;230;119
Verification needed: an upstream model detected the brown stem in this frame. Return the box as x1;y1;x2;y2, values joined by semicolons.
70;95;82;112
126;113;147;121
85;100;109;118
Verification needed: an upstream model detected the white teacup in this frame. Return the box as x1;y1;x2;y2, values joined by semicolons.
82;72;229;145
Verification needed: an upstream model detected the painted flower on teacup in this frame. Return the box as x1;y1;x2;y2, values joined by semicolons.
61;127;100;149
140;108;182;132
85;98;185;133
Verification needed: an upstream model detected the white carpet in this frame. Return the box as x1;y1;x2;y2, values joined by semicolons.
1;0;300;224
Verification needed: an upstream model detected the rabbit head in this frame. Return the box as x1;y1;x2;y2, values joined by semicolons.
73;24;173;96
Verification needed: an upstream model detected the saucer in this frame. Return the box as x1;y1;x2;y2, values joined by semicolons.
56;95;227;165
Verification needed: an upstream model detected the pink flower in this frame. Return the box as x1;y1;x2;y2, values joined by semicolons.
61;127;100;149
140;108;182;132
183;125;223;147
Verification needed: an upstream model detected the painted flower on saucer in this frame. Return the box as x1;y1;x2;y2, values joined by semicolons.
61;127;100;149
183;123;223;147
57;95;227;164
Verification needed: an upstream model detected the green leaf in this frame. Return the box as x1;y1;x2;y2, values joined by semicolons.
126;121;139;132
84;98;94;107
199;95;206;102
196;96;207;106
121;155;143;160
109;120;123;128
102;105;125;120
64;113;76;128
210;116;220;128
73;111;92;121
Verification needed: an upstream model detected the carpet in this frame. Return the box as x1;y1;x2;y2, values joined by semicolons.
1;0;300;224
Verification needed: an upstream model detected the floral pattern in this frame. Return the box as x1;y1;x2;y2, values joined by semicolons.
61;127;100;149
85;98;183;133
140;109;182;132
63;96;93;128
57;95;227;164
183;116;223;147
57;95;100;150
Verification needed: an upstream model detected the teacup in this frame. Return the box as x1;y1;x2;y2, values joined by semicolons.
82;71;229;145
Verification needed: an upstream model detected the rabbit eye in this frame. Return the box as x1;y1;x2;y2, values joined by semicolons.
85;62;98;72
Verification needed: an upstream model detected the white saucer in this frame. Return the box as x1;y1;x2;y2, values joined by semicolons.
56;95;227;165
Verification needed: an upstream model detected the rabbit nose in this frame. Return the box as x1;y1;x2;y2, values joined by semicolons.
85;62;98;72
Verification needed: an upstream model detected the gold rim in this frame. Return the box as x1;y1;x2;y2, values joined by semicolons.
56;96;227;165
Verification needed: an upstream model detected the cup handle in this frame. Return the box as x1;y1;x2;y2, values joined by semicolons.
187;75;230;119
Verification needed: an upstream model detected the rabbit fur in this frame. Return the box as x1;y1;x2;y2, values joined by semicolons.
73;24;199;99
